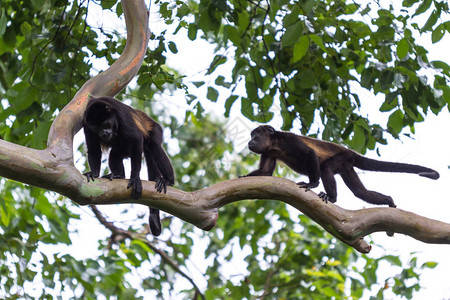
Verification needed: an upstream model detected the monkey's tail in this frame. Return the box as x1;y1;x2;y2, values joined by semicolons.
354;156;440;180
149;208;162;236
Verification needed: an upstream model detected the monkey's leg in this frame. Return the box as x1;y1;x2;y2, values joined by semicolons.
297;151;320;190
340;168;396;207
102;149;125;180
318;165;337;203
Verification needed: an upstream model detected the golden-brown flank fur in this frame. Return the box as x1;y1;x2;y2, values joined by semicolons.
132;110;153;138
300;136;346;163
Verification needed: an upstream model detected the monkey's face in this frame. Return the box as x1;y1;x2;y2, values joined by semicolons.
99;117;117;143
248;131;271;154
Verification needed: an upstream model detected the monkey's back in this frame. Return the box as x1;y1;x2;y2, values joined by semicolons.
299;136;348;163
130;110;156;138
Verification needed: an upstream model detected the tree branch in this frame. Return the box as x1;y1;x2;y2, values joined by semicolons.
83;176;450;254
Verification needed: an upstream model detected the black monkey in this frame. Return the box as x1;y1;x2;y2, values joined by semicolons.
244;125;439;207
83;96;174;236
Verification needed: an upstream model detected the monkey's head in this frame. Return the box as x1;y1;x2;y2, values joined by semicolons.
98;115;118;143
248;125;275;154
84;100;118;143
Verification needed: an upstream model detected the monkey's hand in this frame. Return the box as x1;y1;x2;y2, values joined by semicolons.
297;181;319;191
127;177;142;199
84;171;99;182
102;173;125;181
318;192;336;204
155;176;172;194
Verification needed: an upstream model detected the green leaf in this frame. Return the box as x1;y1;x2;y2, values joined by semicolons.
188;23;197;40
283;5;301;27
381;255;402;266
299;70;315;89
431;60;450;74
351;125;366;152
19;21;32;36
397;38;409;59
293;35;309;63
168;41;178;54
421;261;438;269
346;3;360;14
412;0;432;17
207;55;227;75
431;23;445;43
421;10;438;33
309;34;327;52
0;8;7;37
299;0;315;13
207;87;219;102
215;75;231;88
387;109;404;135
192;81;205;88
224;95;238;117
225;25;241;45
281;22;303;47
101;0;117;9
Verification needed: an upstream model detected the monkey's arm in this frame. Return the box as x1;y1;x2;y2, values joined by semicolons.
127;144;143;199
83;128;102;181
246;154;276;176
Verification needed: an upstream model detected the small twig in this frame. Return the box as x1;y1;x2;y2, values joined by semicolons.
89;205;205;299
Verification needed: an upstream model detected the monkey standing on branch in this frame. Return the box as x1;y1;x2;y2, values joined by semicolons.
83;96;174;236
243;125;439;207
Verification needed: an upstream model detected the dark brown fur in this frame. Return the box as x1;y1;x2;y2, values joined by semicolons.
83;96;174;236
244;125;439;207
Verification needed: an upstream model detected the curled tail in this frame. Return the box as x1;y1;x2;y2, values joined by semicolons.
354;155;439;180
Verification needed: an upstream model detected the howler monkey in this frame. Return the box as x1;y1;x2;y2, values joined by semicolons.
244;125;439;207
83;96;174;236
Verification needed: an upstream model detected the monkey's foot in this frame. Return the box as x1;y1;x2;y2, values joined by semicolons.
102;173;125;181
155;176;172;194
318;192;336;204
127;177;142;199
297;181;319;191
83;171;99;182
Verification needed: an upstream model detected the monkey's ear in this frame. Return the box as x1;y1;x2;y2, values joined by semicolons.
266;126;275;134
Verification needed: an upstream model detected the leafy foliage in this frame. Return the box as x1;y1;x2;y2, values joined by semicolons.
0;0;447;298
156;0;449;153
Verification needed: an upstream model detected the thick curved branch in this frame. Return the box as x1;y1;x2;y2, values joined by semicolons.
47;0;151;152
82;176;450;253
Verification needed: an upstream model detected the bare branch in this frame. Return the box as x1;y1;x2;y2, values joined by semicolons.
90;205;205;299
